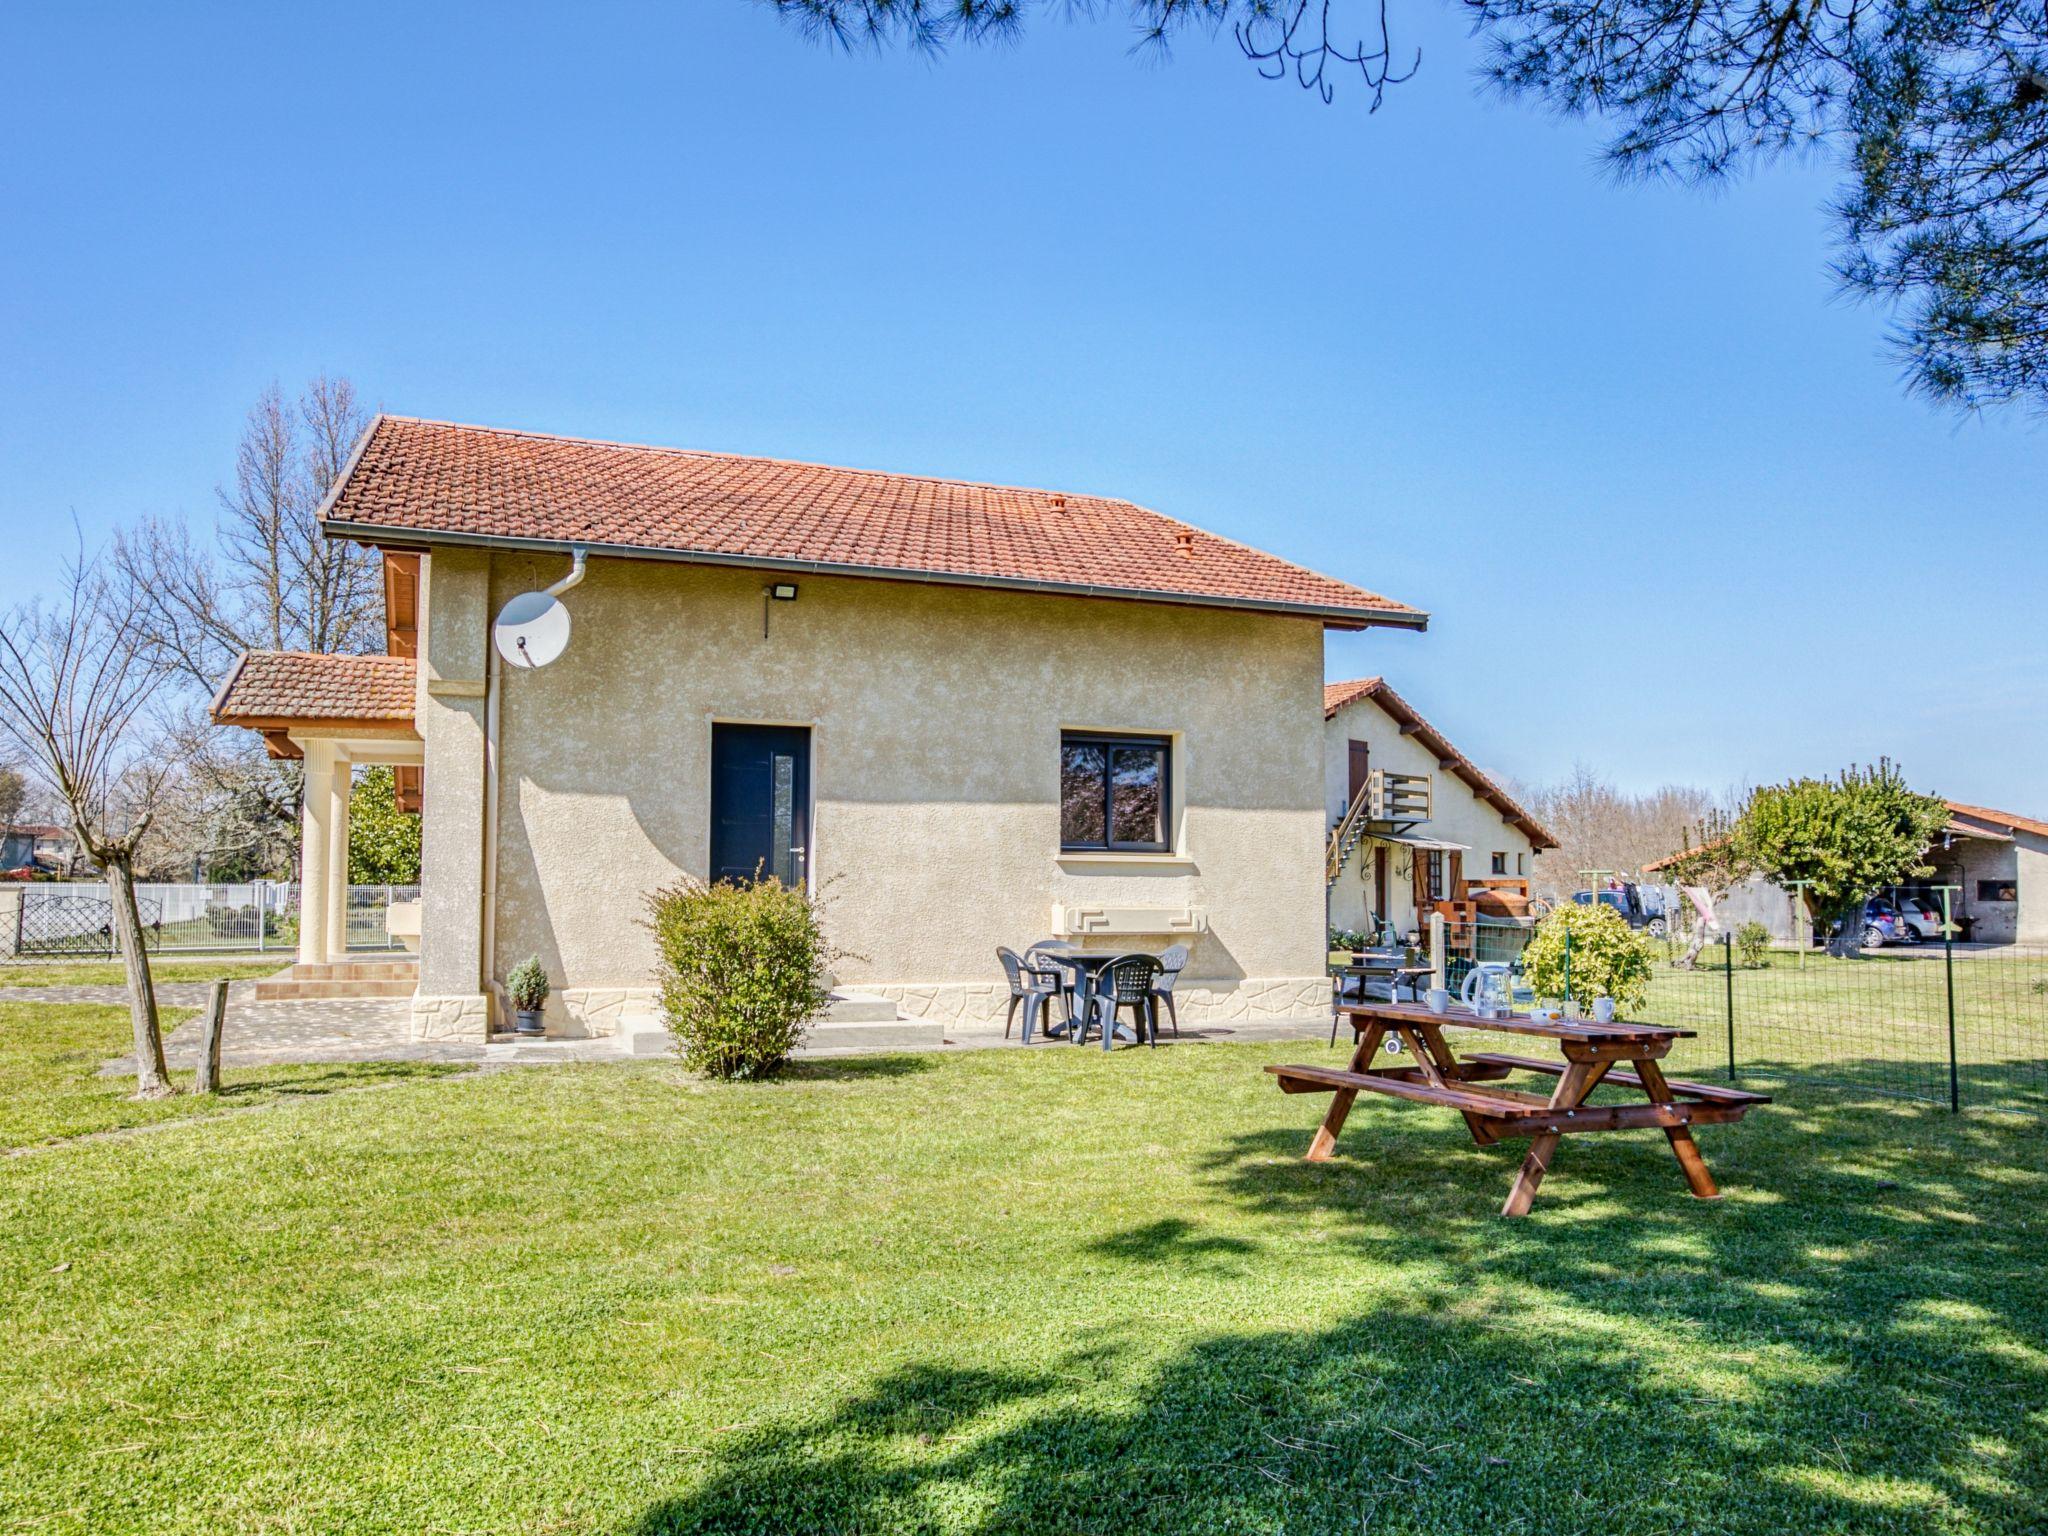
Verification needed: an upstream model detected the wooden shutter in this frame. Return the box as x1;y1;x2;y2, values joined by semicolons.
1447;850;1464;901
1411;848;1428;922
1347;741;1370;806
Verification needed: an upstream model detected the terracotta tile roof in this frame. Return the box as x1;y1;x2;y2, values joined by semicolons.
320;417;1425;630
1946;800;2048;840
209;651;416;727
1323;677;1555;850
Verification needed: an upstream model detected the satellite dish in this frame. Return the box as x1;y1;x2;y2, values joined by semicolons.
493;590;572;670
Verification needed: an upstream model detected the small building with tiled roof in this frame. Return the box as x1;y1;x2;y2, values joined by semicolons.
215;416;1430;1040
1642;797;2046;948
1321;678;1555;943
1922;802;2045;945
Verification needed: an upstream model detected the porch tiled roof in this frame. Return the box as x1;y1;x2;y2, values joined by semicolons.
1323;677;1556;850
210;651;416;727
319;417;1426;630
1946;800;2048;841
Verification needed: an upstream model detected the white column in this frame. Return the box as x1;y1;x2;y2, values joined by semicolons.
298;739;338;966
326;758;353;962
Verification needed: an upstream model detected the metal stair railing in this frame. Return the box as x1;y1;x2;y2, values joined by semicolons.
1326;781;1374;886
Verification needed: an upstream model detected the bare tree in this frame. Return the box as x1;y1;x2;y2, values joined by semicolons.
116;377;380;686
113;377;379;880
0;542;180;1097
1520;764;1719;898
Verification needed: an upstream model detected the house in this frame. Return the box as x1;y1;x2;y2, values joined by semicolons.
211;417;1428;1040
1321;678;1555;941
0;824;80;877
1932;803;2046;944
1644;799;2047;946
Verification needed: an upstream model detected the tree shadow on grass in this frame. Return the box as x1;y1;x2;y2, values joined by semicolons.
212;1060;460;1098
631;1077;2048;1535
1083;1217;1257;1271
629;1300;2045;1534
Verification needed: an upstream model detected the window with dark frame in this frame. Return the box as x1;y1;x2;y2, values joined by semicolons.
1425;849;1445;903
1060;731;1170;852
1490;852;1508;876
1978;879;2018;902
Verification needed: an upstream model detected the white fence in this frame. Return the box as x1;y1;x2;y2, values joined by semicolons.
2;882;419;959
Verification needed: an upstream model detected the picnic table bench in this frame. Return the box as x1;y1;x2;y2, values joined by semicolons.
1268;1000;1769;1217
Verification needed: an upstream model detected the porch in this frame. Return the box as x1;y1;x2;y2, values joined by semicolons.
208;650;422;971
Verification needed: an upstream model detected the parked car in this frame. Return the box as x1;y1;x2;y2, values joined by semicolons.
1894;896;1946;942
1572;883;1669;939
1825;900;1911;948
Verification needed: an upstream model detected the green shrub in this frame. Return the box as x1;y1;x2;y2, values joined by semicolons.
506;955;550;1011
1521;901;1654;1013
1327;925;1372;953
1735;920;1771;968
646;877;835;1080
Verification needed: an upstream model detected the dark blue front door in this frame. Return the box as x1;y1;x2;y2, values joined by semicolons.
709;724;810;887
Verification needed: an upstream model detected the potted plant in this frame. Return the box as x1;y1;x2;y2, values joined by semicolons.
507;955;550;1036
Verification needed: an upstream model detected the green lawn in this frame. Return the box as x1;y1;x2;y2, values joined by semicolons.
0;1001;457;1148
0;958;289;988
1633;947;2048;1106
2;1033;2044;1534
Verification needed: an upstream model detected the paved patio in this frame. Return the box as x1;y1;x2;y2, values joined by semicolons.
0;983;1333;1075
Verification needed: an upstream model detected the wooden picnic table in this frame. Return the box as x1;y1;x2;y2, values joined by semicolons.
1267;1000;1770;1217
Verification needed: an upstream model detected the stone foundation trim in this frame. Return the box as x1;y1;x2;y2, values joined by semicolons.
410;991;492;1042
548;987;659;1038
865;977;1328;1026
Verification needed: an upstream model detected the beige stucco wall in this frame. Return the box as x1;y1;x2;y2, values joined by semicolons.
1947;832;2046;945
417;551;1334;1030
411;548;493;1039
1322;695;1536;938
2020;833;2048;945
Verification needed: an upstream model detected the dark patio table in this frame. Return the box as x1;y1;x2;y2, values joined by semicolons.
1030;943;1160;1043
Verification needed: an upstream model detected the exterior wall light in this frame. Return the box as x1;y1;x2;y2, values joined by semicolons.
761;582;799;637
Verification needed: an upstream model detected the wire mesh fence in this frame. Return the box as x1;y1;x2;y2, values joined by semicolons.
1403;918;2048;1113
1;882;419;960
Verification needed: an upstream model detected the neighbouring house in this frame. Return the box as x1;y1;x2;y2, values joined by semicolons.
211;416;1428;1040
1322;678;1556;943
1644;799;2047;947
0;824;80;877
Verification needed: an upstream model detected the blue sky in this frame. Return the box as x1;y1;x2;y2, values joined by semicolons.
4;3;2043;809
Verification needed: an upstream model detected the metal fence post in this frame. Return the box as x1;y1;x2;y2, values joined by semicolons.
1723;932;1736;1082
1944;918;1960;1113
255;879;267;952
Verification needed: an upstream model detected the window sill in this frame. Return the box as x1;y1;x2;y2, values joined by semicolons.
1056;852;1199;872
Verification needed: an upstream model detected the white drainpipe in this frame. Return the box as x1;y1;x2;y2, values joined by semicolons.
481;548;587;1028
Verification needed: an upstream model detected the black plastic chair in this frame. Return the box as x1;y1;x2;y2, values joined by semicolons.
1150;942;1188;1037
1074;953;1165;1050
1024;943;1081;1036
997;946;1063;1043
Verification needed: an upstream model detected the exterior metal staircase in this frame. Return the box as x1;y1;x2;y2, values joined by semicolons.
1326;769;1436;888
1326;785;1373;887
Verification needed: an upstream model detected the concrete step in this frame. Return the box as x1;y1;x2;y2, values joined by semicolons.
805;1016;947;1052
285;958;418;982
250;976;419;1001
824;990;900;1023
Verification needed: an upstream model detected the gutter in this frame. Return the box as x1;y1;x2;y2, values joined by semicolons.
322;520;1430;633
